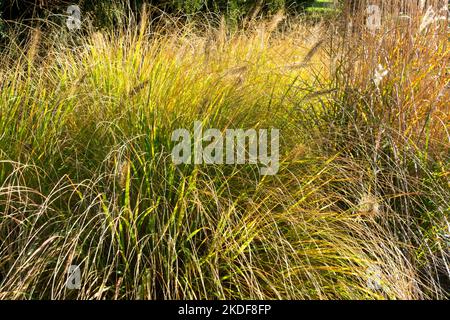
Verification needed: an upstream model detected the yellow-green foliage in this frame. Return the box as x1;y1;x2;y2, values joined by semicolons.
0;6;448;299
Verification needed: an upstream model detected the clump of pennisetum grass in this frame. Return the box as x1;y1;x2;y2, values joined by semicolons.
0;4;448;299
304;0;450;296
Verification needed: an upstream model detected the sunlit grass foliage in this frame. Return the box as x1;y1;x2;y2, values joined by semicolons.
0;2;448;299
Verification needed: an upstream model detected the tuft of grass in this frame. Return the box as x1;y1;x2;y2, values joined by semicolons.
0;2;448;299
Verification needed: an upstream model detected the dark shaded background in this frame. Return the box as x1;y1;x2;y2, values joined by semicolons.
0;0;317;21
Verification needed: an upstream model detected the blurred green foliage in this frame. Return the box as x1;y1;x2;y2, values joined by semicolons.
0;0;317;32
0;1;316;19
